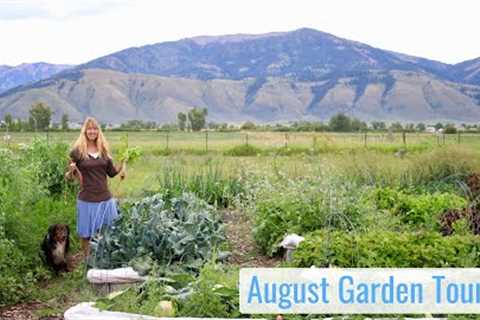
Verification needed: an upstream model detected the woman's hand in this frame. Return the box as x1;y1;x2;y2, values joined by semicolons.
65;161;78;180
117;160;127;180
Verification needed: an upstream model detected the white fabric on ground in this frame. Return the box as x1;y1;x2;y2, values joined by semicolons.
87;267;147;284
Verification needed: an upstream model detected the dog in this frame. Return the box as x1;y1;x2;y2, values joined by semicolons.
41;224;71;273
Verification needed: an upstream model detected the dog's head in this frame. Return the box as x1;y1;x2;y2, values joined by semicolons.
48;224;70;243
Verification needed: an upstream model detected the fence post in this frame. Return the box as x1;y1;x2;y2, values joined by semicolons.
402;131;406;145
166;131;169;150
443;133;446;145
284;133;288;148
245;133;249;146
205;131;208;153
364;132;367;147
457;132;461;144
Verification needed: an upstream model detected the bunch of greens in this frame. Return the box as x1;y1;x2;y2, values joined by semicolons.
90;193;225;271
117;134;143;166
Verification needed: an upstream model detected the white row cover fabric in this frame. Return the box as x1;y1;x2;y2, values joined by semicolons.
279;233;304;249
64;302;164;320
87;267;147;284
65;302;267;320
65;302;444;320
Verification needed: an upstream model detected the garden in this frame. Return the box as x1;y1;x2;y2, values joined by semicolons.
1;133;480;319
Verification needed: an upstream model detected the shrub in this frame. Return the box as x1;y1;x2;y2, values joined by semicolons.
224;144;261;156
252;177;374;255
372;187;467;228
0;142;77;306
0;238;36;306
21;138;76;196
292;230;480;267
179;262;239;318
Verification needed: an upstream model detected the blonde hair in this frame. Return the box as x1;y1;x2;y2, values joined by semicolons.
73;117;112;160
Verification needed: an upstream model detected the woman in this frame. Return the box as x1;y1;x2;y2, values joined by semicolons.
66;117;125;258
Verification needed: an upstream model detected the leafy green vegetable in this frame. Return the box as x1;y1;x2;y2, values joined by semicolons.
117;133;142;165
292;229;480;268
90;193;225;271
119;147;142;165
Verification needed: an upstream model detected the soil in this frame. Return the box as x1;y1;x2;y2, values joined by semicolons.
0;302;49;320
222;209;281;267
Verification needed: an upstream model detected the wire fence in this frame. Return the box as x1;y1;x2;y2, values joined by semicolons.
2;130;480;152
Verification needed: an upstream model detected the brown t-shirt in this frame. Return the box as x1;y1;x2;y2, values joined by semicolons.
69;148;119;202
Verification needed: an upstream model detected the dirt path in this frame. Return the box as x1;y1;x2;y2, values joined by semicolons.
223;209;281;267
0;302;46;320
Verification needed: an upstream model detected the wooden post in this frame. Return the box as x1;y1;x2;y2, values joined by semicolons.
402;131;406;145
457;132;461;144
205;131;208;153
364;132;367;147
443;133;445;145
166;131;169;150
246;133;249;146
284;133;288;148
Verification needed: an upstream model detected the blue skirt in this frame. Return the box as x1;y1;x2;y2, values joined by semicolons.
76;198;119;238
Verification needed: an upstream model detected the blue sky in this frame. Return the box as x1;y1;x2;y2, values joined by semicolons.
0;0;479;66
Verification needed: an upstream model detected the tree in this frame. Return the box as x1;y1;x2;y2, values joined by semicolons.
241;121;256;130
328;113;351;132
29;102;52;131
404;123;415;132
188;108;208;131
389;122;403;132
416;123;426;132
177;112;187;131
351;118;367;132
434;122;444;131
4;113;13;129
444;124;457;134
371;121;386;131
61;113;69;131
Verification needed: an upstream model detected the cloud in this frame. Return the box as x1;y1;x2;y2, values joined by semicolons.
0;0;130;20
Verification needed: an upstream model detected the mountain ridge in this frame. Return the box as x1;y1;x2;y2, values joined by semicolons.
1;28;479;124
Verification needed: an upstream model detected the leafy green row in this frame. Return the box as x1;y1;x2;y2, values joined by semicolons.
90;193;225;271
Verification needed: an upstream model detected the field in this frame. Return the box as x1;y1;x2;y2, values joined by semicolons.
1;131;480;319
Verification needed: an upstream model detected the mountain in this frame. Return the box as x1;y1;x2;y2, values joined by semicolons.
81;28;454;82
454;57;480;85
1;68;479;124
0;28;479;123
0;62;73;94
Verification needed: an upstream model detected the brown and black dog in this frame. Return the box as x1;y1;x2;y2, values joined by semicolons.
41;224;70;273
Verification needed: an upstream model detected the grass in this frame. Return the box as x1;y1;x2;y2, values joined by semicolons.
31;263;99;318
4;131;480;154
